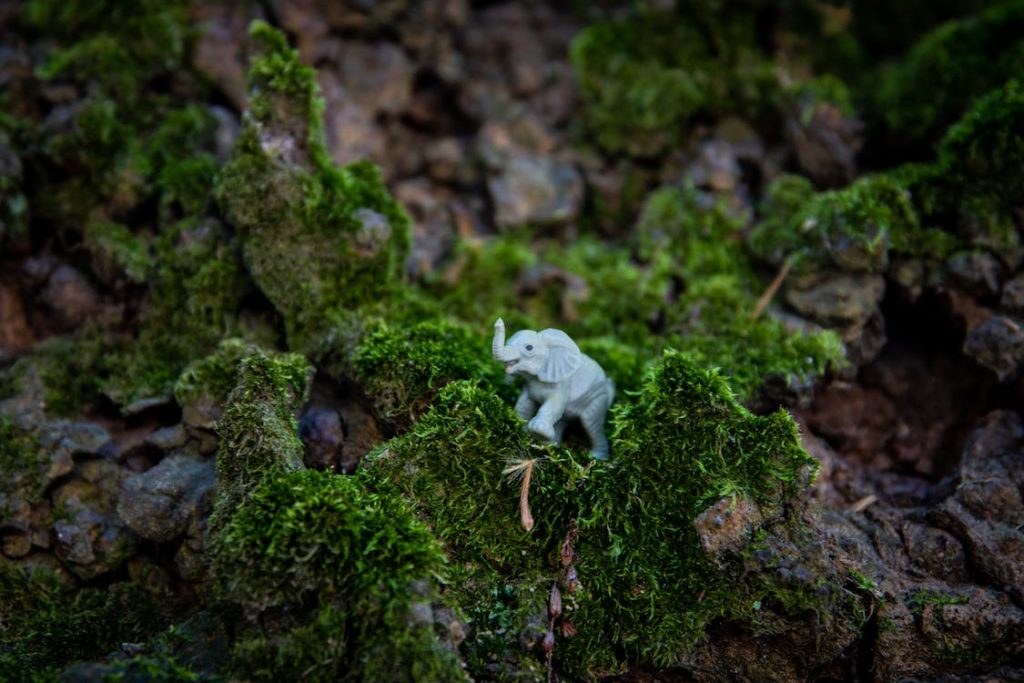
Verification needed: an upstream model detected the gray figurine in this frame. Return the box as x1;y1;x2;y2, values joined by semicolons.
492;318;614;459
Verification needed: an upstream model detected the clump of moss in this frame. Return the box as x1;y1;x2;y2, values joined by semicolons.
564;351;829;672
570;11;773;157
214;469;464;681
637;186;844;400
208;345;462;680
216;22;412;354
0;417;45;502
173;337;258;410
0;563;174;681
874;1;1024;142
353;319;509;428
361;380;593;675
750;174;917;274
210;347;312;527
752;80;1024;291
362;353;850;678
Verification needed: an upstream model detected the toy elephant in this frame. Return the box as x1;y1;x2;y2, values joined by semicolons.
492;318;614;459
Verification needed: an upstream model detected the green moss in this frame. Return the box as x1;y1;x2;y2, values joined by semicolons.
216;22;411;354
208;346;463;680
83;220;153;283
210;347;312;528
362;352;846;678
0;563;174;681
213;469;463;682
27;0;189;99
353;319;510;427
908;589;968;616
570;11;779;156
936;79;1024;213
874;1;1024;142
361;381;592;676
0;417;45;502
173;337;257;409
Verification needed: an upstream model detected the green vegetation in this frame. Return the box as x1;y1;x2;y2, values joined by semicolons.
0;563;173;681
208;345;463;681
0;418;44;502
216;22;411;354
361;352;847;677
874;1;1024;142
751;80;1024;292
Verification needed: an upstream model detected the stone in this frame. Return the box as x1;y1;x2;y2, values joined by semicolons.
693;495;764;563
946;250;1003;298
1000;272;1024;315
41;264;99;330
963;314;1024;380
117;454;215;543
785;273;885;329
299;406;345;471
930;497;1024;604
487;155;582;229
787;103;863;188
144;424;188;452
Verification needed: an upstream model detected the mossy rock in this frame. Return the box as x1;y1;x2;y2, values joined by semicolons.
362;351;848;678
216;22;411;354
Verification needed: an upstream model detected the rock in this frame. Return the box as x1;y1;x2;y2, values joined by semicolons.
946;251;1003;298
0;280;33;358
930;497;1024;604
963;314;1024;380
53;503;135;580
299;406;345;471
693;495;764;562
117;454;215;543
902;523;969;583
332;40;414;115
351;208;392;258
785;273;885;329
175;516;207;582
318;70;388;170
955;411;1024;526
41;264;99;330
487;155;582;229
1000;272;1024;315
144;424;188;452
192;2;252;110
687;140;742;193
787;103;863;188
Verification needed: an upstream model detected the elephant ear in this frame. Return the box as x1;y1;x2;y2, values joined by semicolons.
538;329;582;383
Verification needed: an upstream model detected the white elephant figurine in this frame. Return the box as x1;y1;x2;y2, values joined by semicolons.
492;318;614;459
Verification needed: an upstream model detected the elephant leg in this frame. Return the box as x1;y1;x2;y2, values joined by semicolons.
514;391;538;420
551;419;568;444
581;396;611;460
528;394;566;442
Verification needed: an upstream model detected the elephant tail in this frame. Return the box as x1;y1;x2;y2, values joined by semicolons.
605;378;615;406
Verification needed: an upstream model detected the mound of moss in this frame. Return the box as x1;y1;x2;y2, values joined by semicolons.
207;346;464;681
361;351;854;678
751;79;1024;289
216;22;411;354
874;1;1024;143
0;563;174;681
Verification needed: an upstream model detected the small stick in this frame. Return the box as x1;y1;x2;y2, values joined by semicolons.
520;459;535;531
752;258;793;319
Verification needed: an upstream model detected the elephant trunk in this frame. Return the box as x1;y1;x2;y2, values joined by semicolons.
492;318;510;361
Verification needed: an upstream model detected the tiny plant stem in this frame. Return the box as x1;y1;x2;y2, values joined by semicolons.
752;258;793;319
520;459;535;531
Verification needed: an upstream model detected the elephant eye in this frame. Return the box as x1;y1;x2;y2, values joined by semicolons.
525;345;534;351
